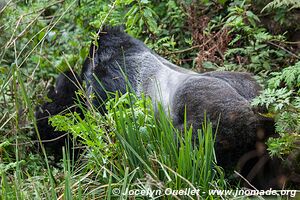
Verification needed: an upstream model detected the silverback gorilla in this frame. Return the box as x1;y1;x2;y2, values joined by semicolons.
36;26;274;171
81;26;273;167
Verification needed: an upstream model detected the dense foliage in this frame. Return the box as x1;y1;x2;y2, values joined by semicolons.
0;0;299;199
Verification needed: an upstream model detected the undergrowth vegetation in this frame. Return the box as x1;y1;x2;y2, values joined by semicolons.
2;91;226;199
0;0;300;199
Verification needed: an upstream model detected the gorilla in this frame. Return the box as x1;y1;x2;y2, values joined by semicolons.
36;26;275;181
35;71;82;158
81;26;274;167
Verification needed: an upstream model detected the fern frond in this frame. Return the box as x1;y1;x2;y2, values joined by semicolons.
262;0;300;12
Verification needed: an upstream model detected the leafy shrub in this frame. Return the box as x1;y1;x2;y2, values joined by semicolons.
48;91;226;198
208;1;290;73
1;0;300;198
197;0;300;163
252;61;300;158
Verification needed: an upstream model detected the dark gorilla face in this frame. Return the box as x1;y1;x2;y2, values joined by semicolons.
35;71;82;160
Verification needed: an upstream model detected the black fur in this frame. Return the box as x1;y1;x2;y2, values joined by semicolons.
35;71;82;159
82;27;274;167
36;26;277;187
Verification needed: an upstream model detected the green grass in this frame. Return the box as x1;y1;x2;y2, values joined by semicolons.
1;1;299;199
0;89;228;199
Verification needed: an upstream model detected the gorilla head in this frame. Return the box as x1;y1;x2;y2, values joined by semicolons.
35;71;82;159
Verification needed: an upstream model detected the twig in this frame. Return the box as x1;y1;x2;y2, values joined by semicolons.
96;0;118;35
0;0;12;14
5;0;65;48
152;158;200;200
165;28;225;55
267;41;300;59
166;45;202;55
10;132;69;146
17;0;77;69
280;40;300;44
6;12;43;48
234;171;258;191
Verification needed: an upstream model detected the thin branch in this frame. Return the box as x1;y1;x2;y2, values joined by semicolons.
234;171;258;191
0;0;13;14
267;41;300;59
165;28;225;55
10;132;69;146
